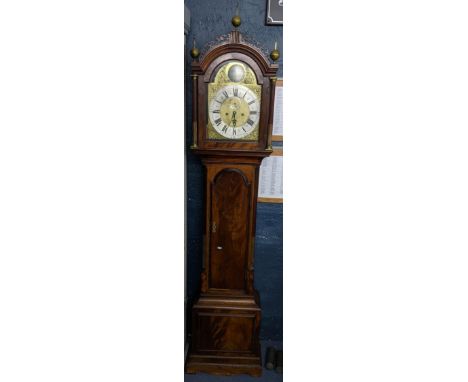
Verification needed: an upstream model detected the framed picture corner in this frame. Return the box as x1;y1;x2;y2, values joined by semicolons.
265;0;283;26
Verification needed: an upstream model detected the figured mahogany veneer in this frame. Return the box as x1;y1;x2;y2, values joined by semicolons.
186;30;278;377
186;292;262;377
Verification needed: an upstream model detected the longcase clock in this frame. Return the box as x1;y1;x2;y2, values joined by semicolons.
186;19;279;377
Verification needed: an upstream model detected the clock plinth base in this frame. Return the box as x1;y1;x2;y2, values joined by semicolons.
186;292;262;377
186;354;262;377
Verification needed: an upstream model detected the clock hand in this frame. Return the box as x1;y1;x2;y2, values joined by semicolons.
229;111;235;123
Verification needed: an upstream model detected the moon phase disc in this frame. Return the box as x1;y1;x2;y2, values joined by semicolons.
228;64;245;82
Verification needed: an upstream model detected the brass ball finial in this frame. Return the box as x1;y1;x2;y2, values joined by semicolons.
270;41;280;62
270;49;280;62
231;15;241;28
190;38;199;60
232;3;241;28
190;47;200;59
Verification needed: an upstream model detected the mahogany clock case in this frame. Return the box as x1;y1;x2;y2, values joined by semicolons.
185;155;267;377
186;27;280;377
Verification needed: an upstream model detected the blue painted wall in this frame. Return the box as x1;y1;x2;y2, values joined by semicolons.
185;0;283;340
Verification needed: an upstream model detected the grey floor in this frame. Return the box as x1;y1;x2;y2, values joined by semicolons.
185;340;283;382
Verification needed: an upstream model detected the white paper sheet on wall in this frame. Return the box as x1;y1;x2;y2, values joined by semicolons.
272;86;283;136
259;155;283;199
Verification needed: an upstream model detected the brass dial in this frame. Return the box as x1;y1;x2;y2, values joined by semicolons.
206;61;262;141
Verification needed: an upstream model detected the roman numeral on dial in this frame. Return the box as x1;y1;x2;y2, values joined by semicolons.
221;125;228;133
250;111;257;115
222;90;229;98
233;87;238;97
212;109;220;114
215;118;222;126
247;118;254;126
248;100;255;105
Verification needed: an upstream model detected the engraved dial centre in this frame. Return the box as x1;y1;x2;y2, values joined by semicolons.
220;97;250;127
